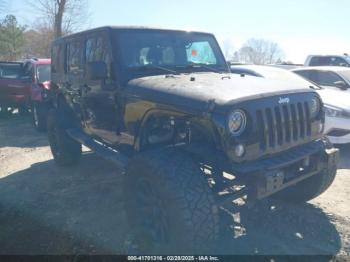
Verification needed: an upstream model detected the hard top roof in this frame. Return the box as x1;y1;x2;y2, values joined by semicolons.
52;26;215;43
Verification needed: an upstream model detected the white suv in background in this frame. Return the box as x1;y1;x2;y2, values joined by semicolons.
304;55;350;67
292;66;350;92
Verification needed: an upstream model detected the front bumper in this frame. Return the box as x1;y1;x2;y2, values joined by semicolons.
253;147;338;200
231;140;339;200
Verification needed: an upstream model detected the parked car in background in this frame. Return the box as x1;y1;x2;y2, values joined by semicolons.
0;59;52;131
0;61;30;116
23;58;52;131
292;66;350;92
231;65;350;144
304;54;350;67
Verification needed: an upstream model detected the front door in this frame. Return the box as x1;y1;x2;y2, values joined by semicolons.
81;32;120;144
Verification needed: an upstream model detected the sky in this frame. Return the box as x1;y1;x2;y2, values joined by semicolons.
8;0;350;63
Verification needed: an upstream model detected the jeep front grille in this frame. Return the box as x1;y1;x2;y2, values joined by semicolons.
256;102;311;150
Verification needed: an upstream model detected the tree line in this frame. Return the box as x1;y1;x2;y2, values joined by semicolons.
222;38;287;65
0;0;89;60
0;0;286;64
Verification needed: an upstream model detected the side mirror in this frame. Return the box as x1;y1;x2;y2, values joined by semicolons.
86;61;107;81
334;80;348;90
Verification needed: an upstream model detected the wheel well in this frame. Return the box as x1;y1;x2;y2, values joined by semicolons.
56;93;68;109
55;93;80;128
137;112;218;152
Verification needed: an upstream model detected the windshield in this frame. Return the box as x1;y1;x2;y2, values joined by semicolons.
115;30;228;75
36;64;51;83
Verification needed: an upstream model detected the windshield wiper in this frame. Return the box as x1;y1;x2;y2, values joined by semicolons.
136;64;179;75
177;63;225;74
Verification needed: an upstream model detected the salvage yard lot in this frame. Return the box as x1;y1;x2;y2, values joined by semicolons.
0;115;349;255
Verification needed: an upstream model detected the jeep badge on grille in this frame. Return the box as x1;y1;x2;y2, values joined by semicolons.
278;97;290;104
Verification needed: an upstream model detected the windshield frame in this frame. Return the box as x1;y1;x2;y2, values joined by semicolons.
112;29;229;80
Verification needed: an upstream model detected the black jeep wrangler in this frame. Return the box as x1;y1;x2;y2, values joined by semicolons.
48;26;339;253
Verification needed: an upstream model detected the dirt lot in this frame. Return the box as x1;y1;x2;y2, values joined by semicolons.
0;114;349;255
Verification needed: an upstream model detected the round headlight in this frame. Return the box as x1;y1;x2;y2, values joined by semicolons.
228;110;247;136
310;97;320;117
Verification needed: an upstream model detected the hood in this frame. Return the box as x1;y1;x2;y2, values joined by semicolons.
317;88;350;111
126;73;313;107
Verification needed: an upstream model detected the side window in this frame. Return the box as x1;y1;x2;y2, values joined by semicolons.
186;41;216;64
316;71;343;86
85;35;113;80
310;57;331;66
52;43;65;74
295;70;310;79
330;57;347;66
309;57;320;66
52;45;59;73
67;40;83;74
308;71;319;83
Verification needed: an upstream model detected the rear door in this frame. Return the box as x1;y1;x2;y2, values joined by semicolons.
81;31;120;144
65;37;85;118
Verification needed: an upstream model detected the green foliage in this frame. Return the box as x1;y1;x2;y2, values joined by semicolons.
0;15;26;60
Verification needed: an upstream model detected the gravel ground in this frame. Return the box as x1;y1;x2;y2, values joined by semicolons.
0;114;349;255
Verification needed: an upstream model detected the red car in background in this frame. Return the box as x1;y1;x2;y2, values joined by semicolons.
0;58;52;131
0;61;30;115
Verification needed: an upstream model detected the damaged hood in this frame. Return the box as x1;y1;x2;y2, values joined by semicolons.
126;73;314;108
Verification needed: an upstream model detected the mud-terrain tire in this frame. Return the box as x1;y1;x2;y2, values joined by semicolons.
32;102;47;132
47;108;81;166
123;148;219;254
273;165;337;203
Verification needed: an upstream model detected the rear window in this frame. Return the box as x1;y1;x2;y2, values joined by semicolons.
309;56;348;66
309;57;330;66
0;63;22;79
